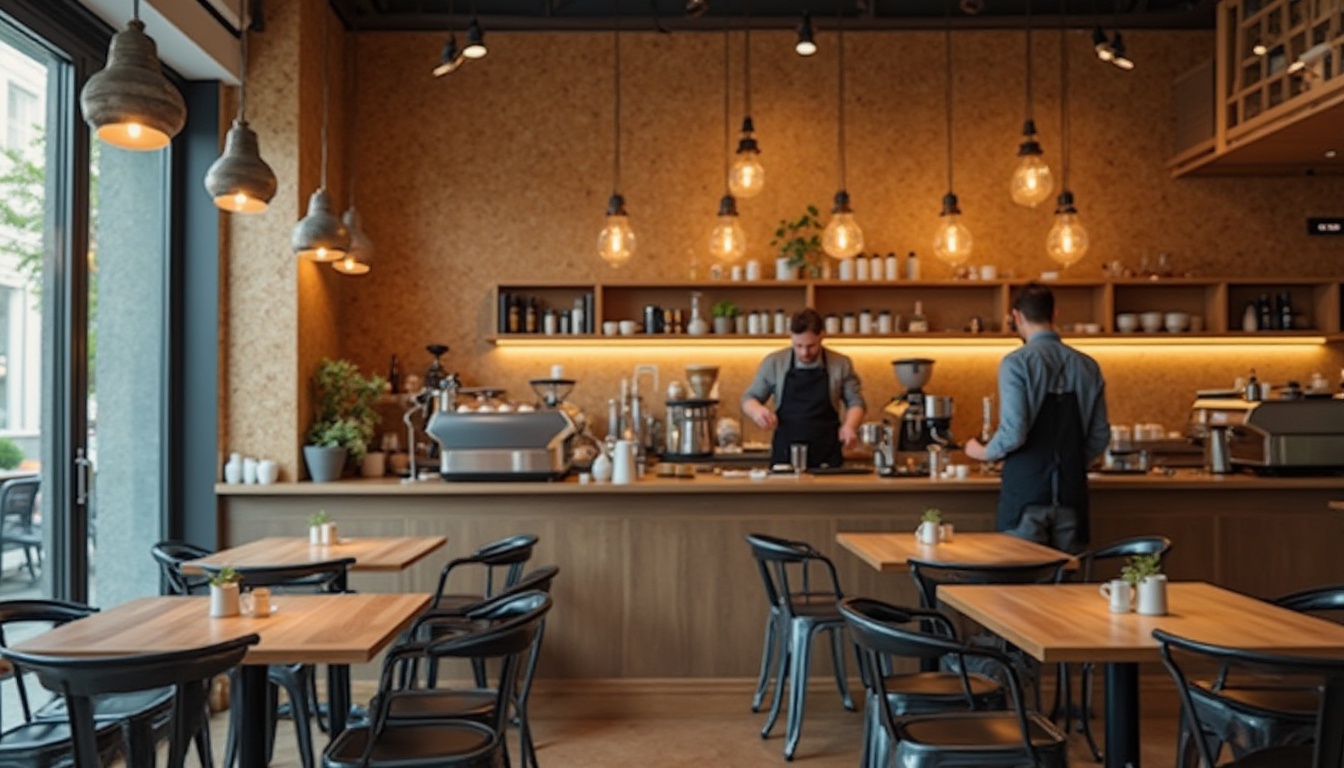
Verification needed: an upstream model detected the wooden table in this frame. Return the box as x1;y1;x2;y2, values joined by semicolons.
836;531;1076;573
938;581;1344;768
13;593;431;768
180;535;447;574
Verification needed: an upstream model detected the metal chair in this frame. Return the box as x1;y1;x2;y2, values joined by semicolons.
1174;584;1344;767
150;540;214;595
1156;627;1344;768
841;595;1068;768
1055;534;1173;761
838;598;1009;768
0;477;42;583
745;533;854;761
3;634;259;768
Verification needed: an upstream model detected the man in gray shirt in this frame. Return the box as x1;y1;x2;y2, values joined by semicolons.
965;283;1110;552
742;309;866;468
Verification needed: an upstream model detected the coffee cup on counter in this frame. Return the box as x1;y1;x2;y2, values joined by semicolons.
603;321;619;336
618;320;637;336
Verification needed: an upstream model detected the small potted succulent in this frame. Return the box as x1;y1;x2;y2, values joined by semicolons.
712;300;740;335
917;508;942;545
308;510;337;546
1122;553;1167;615
208;567;242;618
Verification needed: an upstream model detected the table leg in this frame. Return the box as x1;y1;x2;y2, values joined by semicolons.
1319;675;1344;767
327;664;351;736
1104;661;1140;768
237;664;270;768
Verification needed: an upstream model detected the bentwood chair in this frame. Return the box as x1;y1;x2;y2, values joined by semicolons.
841;596;1068;768
3;634;259;768
150;540;214;596
745;533;854;761
1156;627;1344;768
838;598;1009;768
1174;584;1344;767
0;477;42;583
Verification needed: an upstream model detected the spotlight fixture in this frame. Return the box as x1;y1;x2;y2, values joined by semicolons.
80;0;186;151
462;17;487;59
821;6;862;260
1108;31;1134;70
432;34;465;76
291;7;348;261
1252;40;1268;56
1288;42;1331;76
204;0;277;214
795;13;817;56
686;0;710;17
598;21;636;267
1091;25;1113;62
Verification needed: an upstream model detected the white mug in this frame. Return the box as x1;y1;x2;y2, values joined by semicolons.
915;520;940;545
209;583;240;618
240;587;272;617
1100;579;1134;613
1136;574;1169;616
602;321;619;336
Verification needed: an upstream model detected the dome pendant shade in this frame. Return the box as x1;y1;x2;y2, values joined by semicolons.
332;208;373;275
598;194;636;268
204;119;277;213
795;13;818;56
822;191;864;260
463;19;488;59
80;20;186;151
291;189;349;262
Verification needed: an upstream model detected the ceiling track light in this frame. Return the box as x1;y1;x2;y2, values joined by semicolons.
1091;24;1113;62
204;0;277;214
686;0;710;17
1108;31;1134;70
795;12;817;57
433;34;465;76
80;0;186;151
463;17;488;59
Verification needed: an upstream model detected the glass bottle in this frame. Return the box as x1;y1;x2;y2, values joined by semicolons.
1277;292;1294;330
908;301;929;333
387;354;401;395
524;297;538;333
1257;293;1274;330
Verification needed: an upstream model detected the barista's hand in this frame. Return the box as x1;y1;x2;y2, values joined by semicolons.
964;438;988;461
744;400;778;430
838;424;858;448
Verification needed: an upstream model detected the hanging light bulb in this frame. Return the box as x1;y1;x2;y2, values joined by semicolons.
80;0;186;151
1010;120;1054;208
462;17;487;59
599;194;636;268
932;193;973;266
204;3;276;214
332;208;372;275
795;13;817;56
292;7;348;262
1047;191;1089;267
729;120;764;199
709;195;747;264
823;191;863;259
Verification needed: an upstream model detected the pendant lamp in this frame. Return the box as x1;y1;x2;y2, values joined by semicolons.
709;29;746;265
728;11;764;199
795;13;817;56
80;0;186;151
462;17;488;59
598;21;636;268
204;0;277;214
1046;11;1089;268
821;3;862;260
334;27;372;275
1010;0;1054;208
932;7;972;267
291;7;348;262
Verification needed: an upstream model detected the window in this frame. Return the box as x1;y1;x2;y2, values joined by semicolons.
6;82;37;151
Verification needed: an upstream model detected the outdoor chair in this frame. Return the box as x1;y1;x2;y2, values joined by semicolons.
0;477;42;583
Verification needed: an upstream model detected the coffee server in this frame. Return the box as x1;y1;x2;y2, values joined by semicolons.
664;365;719;461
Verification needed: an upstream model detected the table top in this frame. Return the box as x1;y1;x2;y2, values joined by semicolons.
12;593;431;665
938;581;1344;664
836;532;1076;573
180;536;447;574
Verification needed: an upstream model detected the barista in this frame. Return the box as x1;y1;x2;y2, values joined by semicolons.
742;308;866;468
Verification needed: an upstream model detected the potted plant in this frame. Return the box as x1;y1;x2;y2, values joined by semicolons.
208;567;242;617
712;300;740;335
308;510;334;545
1122;553;1167;615
304;358;386;483
770;205;826;280
917;508;942;545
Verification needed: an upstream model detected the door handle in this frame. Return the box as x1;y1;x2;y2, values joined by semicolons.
74;448;94;506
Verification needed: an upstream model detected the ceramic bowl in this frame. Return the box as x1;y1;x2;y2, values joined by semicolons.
1164;311;1190;333
1140;311;1164;333
1115;313;1139;333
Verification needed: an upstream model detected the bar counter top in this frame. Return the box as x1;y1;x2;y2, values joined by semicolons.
216;468;1344;495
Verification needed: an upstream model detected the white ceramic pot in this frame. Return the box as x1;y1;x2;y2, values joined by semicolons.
591;451;613;483
775;257;796;281
256;459;279;485
916;521;940;545
309;525;322;545
320;522;338;546
224;453;242;484
1136;574;1168;616
210;583;240;617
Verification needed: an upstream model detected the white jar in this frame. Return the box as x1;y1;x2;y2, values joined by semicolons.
824;314;840;334
855;257;869;280
773;309;787;335
745;259;762;281
838;259;854;281
869;255;883;281
224;453;243;484
747;313;761;335
841;313;857;334
877;311;894;334
858;309;873;334
885;254;899;281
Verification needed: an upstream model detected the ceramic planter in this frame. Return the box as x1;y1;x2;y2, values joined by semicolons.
303;445;347;483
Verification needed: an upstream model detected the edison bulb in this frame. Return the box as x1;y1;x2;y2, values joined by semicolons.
1047;194;1090;268
729;154;765;198
822;212;864;259
1010;154;1055;208
933;215;973;266
709;199;747;264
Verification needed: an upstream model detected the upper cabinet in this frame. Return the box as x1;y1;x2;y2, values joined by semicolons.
1170;0;1344;176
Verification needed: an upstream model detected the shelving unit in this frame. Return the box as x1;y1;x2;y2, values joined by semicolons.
491;278;1344;346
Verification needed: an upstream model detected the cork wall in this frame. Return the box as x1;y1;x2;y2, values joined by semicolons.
226;23;1344;468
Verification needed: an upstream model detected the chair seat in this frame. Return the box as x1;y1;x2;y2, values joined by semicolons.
35;686;174;722
1225;745;1315;767
895;710;1067;750
882;671;1006;715
0;719;122;768
323;721;502;768
1191;680;1319;719
384;689;496;722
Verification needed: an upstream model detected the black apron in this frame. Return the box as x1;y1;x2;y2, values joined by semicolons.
770;350;844;468
997;365;1090;551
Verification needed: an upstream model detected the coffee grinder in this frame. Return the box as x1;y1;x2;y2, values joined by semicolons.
663;365;718;461
884;358;956;452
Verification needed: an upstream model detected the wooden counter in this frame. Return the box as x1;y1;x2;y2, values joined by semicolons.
217;470;1344;680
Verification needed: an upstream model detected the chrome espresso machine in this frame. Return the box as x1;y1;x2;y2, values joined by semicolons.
1189;395;1344;474
865;358;956;475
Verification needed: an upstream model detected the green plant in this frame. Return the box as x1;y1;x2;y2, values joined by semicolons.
209;567;241;588
711;300;740;319
308;510;330;527
1121;553;1162;585
0;438;24;470
771;205;825;275
921;508;943;524
306;358;386;462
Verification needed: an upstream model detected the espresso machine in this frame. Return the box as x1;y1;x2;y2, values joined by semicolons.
883;358;955;452
663;365;718;461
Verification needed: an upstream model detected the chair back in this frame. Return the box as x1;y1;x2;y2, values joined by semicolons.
151;540;214;595
0;599;98;722
1276;584;1344;621
197;557;356;593
745;533;843;617
839;597;1043;763
906;558;1068;609
434;534;539;607
3;634;259;768
0;476;40;529
1078;535;1173;582
1154;628;1344;768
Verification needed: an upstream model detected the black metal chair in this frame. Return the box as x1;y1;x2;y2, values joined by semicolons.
150;540;214;596
1156;627;1344;768
3;634;259;768
838;598;1009;768
0;477;42;583
745;533;854;761
1174;584;1344;767
322;592;553;768
841;595;1069;768
202;558;356;768
1054;534;1173;761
